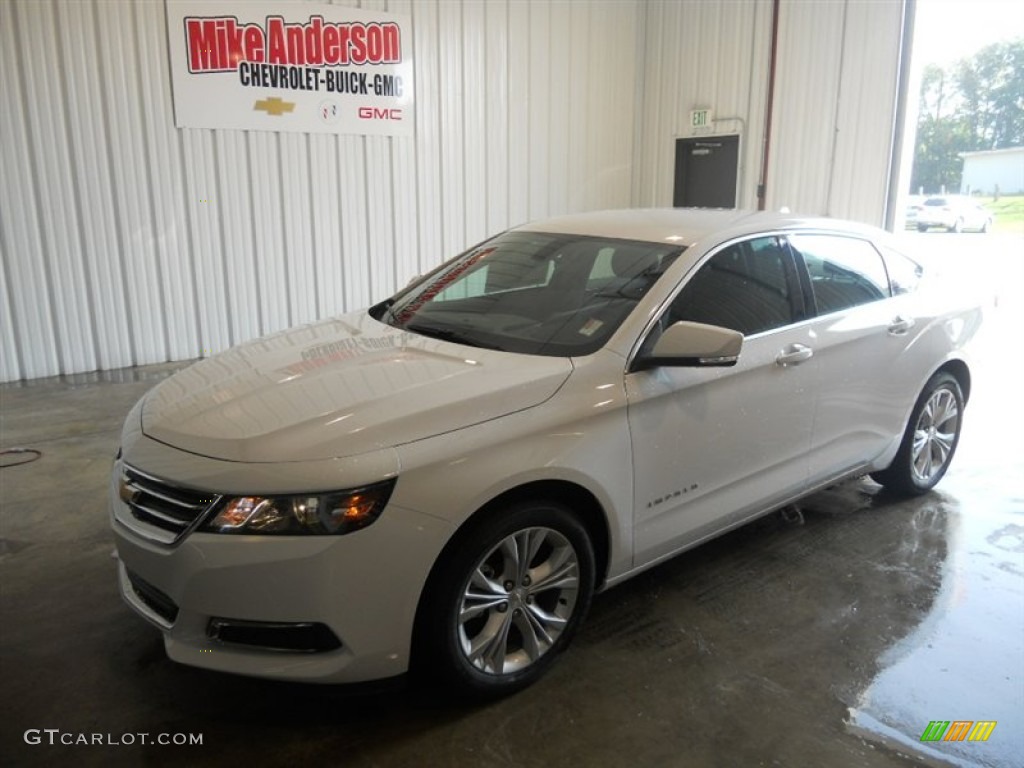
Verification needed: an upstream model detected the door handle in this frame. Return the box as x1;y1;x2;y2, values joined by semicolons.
888;315;915;335
776;344;813;367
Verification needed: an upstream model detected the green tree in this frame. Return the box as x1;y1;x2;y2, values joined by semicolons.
911;38;1024;193
918;62;955;121
911;115;973;193
955;40;1024;149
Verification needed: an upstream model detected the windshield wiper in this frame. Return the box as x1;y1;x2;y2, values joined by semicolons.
405;323;503;350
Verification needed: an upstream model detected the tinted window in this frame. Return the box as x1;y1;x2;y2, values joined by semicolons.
788;235;890;314
661;236;799;337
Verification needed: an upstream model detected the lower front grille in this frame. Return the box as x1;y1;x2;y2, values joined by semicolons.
125;567;179;627
115;465;220;545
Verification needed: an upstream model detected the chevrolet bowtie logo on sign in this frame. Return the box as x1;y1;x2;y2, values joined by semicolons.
254;97;295;117
166;0;413;136
920;720;997;742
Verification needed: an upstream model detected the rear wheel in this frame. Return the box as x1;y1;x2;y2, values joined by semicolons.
417;500;595;698
871;372;964;496
916;223;928;233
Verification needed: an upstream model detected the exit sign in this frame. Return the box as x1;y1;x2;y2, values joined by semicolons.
690;109;712;130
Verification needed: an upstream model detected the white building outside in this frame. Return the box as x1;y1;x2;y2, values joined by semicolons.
960;147;1024;196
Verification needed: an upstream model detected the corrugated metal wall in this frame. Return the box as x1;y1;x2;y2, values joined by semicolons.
769;0;905;222
1;0;909;383
632;0;906;222
632;0;772;210
0;0;639;382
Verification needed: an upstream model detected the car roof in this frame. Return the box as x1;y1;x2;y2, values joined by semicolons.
513;208;884;247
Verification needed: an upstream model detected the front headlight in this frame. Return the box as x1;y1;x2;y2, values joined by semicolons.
199;479;396;535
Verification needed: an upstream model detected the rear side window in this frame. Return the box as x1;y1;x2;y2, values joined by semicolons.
788;235;890;315
663;236;800;337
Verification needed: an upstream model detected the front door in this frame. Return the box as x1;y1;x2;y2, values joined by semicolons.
626;235;817;564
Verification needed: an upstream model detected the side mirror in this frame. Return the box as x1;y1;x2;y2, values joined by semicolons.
632;321;743;371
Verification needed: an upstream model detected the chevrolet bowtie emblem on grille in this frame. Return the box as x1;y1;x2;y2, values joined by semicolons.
253;97;295;116
119;476;139;505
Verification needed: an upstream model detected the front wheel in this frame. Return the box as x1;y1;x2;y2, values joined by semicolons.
871;372;964;496
417;500;595;698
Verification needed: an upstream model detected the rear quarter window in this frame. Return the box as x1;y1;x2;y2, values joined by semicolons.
878;245;923;295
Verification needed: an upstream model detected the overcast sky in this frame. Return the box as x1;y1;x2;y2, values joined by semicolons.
913;0;1024;69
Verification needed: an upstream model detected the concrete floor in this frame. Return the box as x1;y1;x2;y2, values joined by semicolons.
1;234;1021;767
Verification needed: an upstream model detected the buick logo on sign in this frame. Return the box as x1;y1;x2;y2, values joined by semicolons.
319;100;341;124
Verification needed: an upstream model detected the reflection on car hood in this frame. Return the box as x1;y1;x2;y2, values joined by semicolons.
142;312;572;462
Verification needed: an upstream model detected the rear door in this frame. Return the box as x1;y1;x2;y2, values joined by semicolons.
785;233;918;485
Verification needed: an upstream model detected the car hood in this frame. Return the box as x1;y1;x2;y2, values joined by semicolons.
142;313;573;462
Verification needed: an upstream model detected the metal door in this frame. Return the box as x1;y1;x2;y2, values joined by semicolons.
673;135;739;209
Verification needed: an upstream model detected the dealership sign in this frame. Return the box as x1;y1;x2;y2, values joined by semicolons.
166;1;413;136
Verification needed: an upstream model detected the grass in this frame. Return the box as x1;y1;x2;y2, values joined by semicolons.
974;195;1024;234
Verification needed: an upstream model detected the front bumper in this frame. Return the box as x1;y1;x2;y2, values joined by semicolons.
111;453;453;683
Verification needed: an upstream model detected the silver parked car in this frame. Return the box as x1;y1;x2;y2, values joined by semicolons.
915;195;993;232
111;209;981;697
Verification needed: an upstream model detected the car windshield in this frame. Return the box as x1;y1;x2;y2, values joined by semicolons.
372;231;682;356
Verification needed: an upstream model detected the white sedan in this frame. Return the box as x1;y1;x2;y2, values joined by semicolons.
915;195;993;232
111;209;981;697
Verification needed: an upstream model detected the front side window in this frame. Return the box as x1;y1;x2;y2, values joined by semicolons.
654;235;801;339
374;232;682;356
788;234;891;315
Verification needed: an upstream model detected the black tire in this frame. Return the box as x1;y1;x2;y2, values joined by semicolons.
871;372;964;496
981;219;990;233
949;218;963;233
416;500;595;698
916;223;928;233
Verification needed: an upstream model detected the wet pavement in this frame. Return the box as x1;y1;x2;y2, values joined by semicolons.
1;233;1021;767
847;232;1024;767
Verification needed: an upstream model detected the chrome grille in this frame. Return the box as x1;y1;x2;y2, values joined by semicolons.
115;465;220;545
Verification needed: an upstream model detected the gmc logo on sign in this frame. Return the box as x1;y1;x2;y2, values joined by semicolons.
358;107;403;120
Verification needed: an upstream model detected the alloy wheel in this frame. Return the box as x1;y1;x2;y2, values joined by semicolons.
457;526;579;675
910;387;960;484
